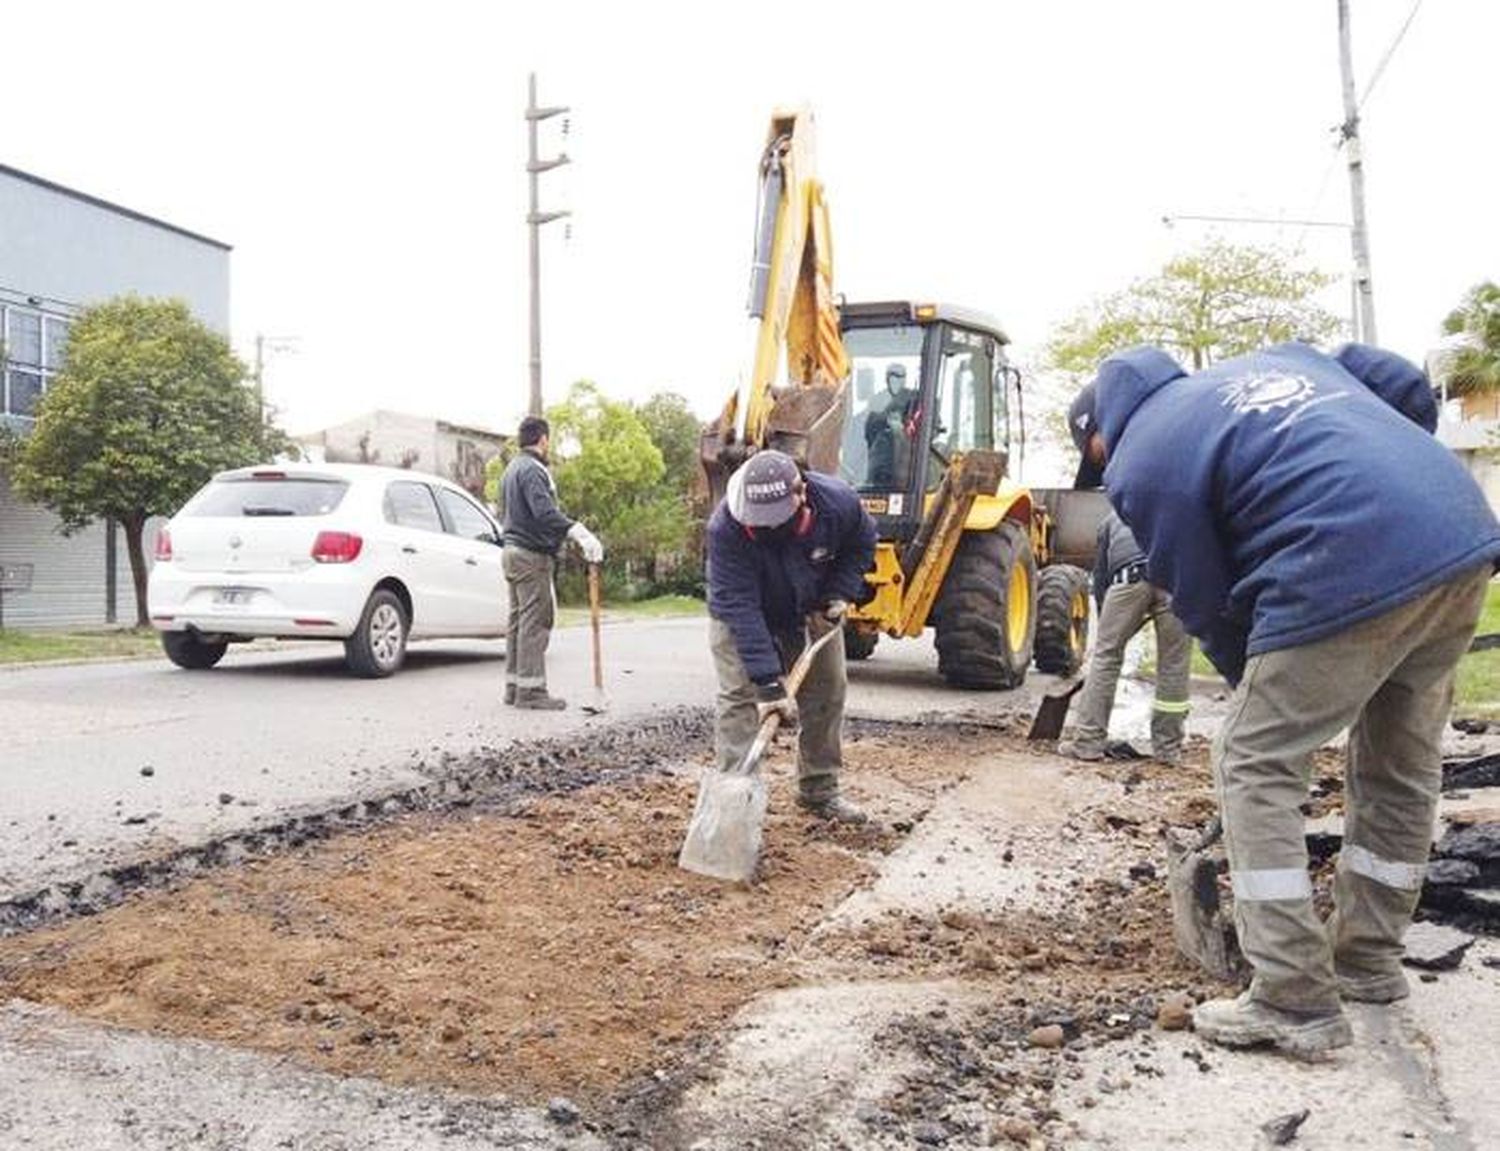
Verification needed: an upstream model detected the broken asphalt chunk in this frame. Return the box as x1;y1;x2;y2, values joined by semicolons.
1402;921;1475;970
1260;1108;1310;1146
1436;821;1500;862
545;1097;580;1125
1442;754;1500;792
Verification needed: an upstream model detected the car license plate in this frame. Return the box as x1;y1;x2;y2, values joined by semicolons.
214;587;255;605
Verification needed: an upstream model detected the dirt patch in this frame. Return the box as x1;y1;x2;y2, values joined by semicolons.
0;719;1267;1148
0;726;980;1116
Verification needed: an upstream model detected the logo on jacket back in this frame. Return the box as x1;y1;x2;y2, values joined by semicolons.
1218;371;1316;415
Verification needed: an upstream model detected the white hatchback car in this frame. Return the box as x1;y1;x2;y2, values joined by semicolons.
148;463;507;677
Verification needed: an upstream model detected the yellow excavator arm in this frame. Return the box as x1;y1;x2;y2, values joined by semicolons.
701;108;850;496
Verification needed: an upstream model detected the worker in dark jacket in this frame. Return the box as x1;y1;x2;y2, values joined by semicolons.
1076;340;1500;1057
1058;509;1190;764
707;450;878;822
500;415;603;710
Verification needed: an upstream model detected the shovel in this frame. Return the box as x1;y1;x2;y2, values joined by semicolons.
1028;675;1085;741
582;562;608;714
1164;815;1241;980
678;619;844;883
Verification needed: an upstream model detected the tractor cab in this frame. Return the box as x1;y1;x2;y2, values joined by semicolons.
837;301;1017;542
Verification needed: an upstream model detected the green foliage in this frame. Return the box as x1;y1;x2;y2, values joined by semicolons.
635;392;703;500
12;296;282;625
1047;241;1344;378
1440;282;1500;397
546;382;694;575
0;424;20;477
14;297;271;528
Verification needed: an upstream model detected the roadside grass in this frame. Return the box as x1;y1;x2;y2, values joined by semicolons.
1455;580;1500;717
0;628;163;666
1144;581;1500;716
557;594;705;628
0;596;706;667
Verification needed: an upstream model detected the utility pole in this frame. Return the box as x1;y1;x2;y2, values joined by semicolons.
252;333;298;450
1337;0;1377;343
525;72;571;418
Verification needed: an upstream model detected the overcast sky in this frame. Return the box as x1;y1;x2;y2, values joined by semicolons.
4;1;1494;482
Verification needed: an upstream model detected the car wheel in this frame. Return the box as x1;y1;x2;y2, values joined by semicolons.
161;631;229;670
344;589;408;678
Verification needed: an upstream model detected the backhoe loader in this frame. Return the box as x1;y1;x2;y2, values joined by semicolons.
701;108;1107;688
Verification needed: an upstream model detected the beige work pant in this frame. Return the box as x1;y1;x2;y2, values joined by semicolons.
1216;567;1489;1012
503;545;556;693
709;617;846;803
1071;579;1192;759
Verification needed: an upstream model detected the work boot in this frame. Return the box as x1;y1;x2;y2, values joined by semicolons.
1192;992;1352;1057
514;688;566;711
799;793;869;825
1153;747;1183;768
1056;738;1105;762
504;683;517;705
1336;965;1410;1004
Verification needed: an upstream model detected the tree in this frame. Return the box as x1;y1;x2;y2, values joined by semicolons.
635;392;703;501
1439;281;1500;397
546;382;694;584
1047;241;1344;377
12;296;278;626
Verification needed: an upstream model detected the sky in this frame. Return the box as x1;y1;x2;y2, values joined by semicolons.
3;1;1495;484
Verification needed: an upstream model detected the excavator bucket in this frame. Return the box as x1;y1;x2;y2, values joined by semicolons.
699;383;847;508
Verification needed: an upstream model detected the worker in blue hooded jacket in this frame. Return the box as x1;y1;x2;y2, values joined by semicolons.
1072;340;1500;1057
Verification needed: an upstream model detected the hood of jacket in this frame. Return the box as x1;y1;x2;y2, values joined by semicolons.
1092;346;1188;454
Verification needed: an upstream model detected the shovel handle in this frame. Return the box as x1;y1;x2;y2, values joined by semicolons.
588;563;603;690
731;619;844;777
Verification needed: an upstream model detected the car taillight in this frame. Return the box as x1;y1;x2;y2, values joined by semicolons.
155;528;173;561
311;531;363;563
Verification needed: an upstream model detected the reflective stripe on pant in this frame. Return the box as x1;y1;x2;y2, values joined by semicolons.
1215;566;1489;1012
1070;580;1192;758
709;617;846;802
503;545;556;691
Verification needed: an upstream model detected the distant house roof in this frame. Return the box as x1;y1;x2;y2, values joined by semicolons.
0;162;231;251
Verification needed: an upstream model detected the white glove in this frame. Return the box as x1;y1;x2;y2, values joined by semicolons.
820;599;850;624
755;680;799;730
568;521;604;564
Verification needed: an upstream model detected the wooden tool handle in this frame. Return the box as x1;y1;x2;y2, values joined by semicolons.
731;620;844;777
588;563;603;689
785;619;843;697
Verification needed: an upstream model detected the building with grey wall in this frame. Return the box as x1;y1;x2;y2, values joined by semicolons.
0;163;230;629
296;411;509;502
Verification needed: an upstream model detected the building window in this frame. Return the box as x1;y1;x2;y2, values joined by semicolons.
3;304;69;419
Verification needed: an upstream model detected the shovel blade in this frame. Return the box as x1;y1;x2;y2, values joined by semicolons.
1029;676;1084;741
678;768;769;883
1165;830;1240;981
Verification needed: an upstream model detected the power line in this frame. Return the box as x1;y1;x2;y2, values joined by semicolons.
1358;0;1424;113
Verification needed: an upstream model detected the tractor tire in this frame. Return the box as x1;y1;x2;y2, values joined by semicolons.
1034;564;1092;676
844;628;879;662
161;631;228;670
344;589;409;678
934;522;1037;690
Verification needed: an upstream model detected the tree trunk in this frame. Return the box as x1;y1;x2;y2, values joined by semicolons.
123;513;150;628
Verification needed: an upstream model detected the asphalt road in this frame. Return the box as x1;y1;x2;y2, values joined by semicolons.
0;617;1110;902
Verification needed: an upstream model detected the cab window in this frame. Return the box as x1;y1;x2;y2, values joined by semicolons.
925;331;995;490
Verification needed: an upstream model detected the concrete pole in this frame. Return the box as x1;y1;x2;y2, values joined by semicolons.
1337;0;1378;344
254;333;264;423
525;73;570;418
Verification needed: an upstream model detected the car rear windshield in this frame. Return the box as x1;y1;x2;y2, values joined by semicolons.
182;477;351;517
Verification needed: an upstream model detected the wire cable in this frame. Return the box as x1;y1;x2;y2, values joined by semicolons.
1358;0;1424;113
